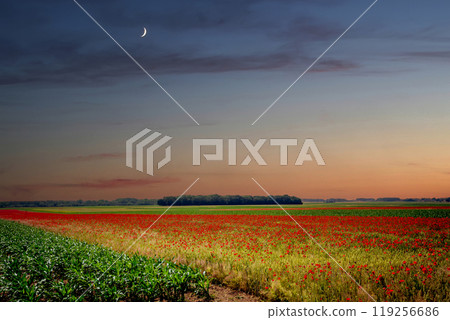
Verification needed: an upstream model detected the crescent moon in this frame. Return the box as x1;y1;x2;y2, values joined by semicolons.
141;27;147;38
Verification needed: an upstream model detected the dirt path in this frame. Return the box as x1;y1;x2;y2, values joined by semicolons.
186;284;261;302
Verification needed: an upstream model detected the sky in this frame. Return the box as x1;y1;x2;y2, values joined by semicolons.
0;0;449;201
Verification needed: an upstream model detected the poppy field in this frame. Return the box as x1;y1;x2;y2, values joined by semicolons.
0;204;449;302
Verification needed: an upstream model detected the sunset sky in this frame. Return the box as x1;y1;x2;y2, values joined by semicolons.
1;0;449;201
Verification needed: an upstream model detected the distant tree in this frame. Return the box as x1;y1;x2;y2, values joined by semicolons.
156;195;302;206
0;198;157;208
356;198;375;202
302;199;325;203
376;197;401;202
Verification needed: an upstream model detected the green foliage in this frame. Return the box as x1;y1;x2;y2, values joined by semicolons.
0;220;210;301
157;194;303;206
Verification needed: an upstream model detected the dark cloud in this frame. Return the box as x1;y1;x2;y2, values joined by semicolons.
0;42;358;85
149;52;294;73
0;39;137;85
63;152;124;162
0;0;359;86
271;16;339;42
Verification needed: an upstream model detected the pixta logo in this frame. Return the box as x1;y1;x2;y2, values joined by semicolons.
193;138;325;166
126;128;172;176
126;130;325;176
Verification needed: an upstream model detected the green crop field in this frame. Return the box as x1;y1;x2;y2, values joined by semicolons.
0;220;210;302
9;202;450;218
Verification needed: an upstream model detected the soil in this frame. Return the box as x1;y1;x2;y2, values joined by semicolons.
185;284;262;302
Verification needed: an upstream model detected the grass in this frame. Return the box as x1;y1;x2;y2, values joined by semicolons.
7;201;450;218
0;219;210;302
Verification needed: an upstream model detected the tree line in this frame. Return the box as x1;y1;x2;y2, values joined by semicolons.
2;196;448;208
157;194;303;206
303;197;450;203
0;198;157;208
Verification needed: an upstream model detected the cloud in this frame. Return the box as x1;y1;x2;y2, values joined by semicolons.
63;152;123;162
62;177;179;189
0;185;36;197
309;59;358;72
0;177;179;197
405;163;450;176
86;0;345;31
401;51;450;61
407;162;420;167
